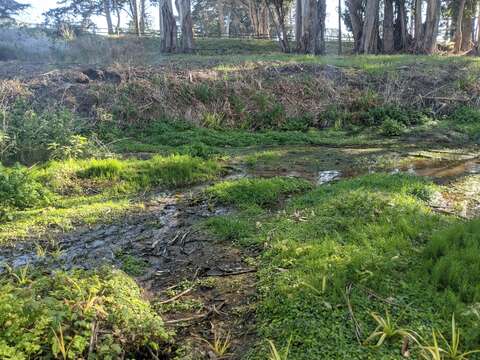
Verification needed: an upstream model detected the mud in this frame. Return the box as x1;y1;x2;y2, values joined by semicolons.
1;145;480;358
0;186;257;358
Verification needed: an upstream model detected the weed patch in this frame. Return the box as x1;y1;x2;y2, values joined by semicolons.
424;219;480;304
0;267;171;358
206;177;312;208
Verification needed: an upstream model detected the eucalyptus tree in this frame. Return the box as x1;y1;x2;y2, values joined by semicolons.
0;0;30;22
295;0;326;54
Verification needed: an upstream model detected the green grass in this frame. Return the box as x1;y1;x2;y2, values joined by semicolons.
244;150;284;166
201;173;480;359
204;215;256;242
43;154;222;191
205;177;313;209
424;219;480;304
114;121;382;155
0;267;171;358
117;253;149;276
169;52;480;75
0;155;223;243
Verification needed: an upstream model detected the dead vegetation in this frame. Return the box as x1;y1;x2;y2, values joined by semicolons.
1;59;478;132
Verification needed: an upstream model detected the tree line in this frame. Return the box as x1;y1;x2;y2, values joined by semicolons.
3;0;480;55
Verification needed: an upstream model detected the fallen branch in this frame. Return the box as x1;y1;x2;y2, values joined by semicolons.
344;284;363;345
158;286;194;305
354;284;398;306
165;311;211;325
207;268;257;277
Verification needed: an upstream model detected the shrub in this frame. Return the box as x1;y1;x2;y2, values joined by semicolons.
450;106;480;123
380;117;406;136
1;102;84;164
361;105;425;127
281;115;314;132
193;83;217;103
0;165;52;210
0;268;171;358
424;219;480;303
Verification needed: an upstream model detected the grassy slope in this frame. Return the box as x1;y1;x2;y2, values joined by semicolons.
205;174;480;359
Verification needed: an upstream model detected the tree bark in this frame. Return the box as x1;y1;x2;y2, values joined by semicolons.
104;0;114;34
454;0;467;53
477;6;480;54
159;0;177;52
422;0;440;54
218;0;225;35
295;0;302;49
461;11;473;51
299;0;315;53
397;0;408;50
176;0;194;52
359;0;379;53
269;3;290;52
414;0;423;49
139;0;146;34
113;0;121;34
315;0;326;54
384;0;394;53
346;0;364;52
338;0;342;54
130;0;141;36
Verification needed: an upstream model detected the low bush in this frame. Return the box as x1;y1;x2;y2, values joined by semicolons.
360;105;426;127
0;165;52;211
1;101;85;164
380;117;406;136
0;267;171;359
450;106;480;123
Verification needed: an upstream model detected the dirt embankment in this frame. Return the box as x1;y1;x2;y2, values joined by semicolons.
1;61;479;129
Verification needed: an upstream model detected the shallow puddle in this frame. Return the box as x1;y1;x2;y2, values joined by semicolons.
400;157;480;180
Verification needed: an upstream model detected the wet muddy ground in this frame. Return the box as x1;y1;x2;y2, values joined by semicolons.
1;144;479;358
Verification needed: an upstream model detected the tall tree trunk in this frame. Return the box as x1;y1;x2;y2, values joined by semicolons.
384;0;394;53
218;0;225;35
315;0;326;54
346;0;364;52
104;0;114;34
414;0;423;50
176;0;194;52
299;0;315;52
269;4;290;52
130;0;141;36
360;0;379;53
422;0;440;53
454;0;467;53
159;0;177;52
338;0;342;54
113;0;121;34
461;11;473;51
139;0;146;34
225;11;231;36
398;0;408;50
477;5;480;54
295;0;302;49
